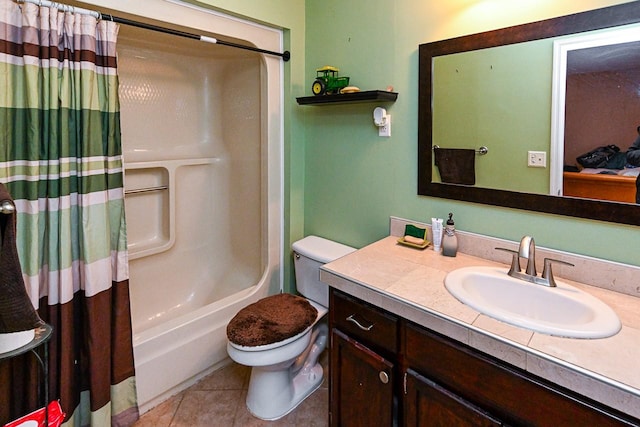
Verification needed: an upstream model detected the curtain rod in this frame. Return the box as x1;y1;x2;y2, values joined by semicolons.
15;0;291;61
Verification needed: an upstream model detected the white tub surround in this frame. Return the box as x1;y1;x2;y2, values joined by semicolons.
91;0;285;413
320;218;640;419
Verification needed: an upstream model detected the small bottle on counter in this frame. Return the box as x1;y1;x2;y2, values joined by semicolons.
442;212;458;257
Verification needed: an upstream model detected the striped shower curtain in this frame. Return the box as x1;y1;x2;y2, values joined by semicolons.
0;1;138;426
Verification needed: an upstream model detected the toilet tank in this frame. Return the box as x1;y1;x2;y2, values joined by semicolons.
292;236;355;307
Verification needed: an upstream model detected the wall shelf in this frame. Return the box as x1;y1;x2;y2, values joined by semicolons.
296;90;398;105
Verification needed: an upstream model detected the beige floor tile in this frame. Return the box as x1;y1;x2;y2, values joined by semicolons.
135;350;330;426
171;389;243;427
133;393;183;427
232;390;297;427
292;387;328;427
194;362;250;391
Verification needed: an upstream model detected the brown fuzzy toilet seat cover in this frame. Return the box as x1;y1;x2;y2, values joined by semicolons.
227;293;318;347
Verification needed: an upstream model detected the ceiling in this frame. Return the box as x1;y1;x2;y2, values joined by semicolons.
567;40;640;74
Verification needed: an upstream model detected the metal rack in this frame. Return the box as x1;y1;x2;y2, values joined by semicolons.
0;324;53;426
124;185;168;195
1;200;52;424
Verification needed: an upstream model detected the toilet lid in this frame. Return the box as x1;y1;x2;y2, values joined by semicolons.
226;293;318;347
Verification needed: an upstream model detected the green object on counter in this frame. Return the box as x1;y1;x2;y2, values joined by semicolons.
404;224;426;239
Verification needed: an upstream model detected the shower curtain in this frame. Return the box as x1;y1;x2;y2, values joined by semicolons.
0;1;138;426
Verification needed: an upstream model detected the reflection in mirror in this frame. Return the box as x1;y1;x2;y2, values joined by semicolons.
550;26;640;203
432;40;552;194
418;2;640;226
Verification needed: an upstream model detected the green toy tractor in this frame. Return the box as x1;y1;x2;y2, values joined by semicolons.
312;66;350;95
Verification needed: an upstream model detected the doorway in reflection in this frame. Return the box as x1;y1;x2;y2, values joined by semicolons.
555;32;640;203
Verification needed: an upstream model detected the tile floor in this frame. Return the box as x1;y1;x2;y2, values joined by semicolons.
133;351;329;427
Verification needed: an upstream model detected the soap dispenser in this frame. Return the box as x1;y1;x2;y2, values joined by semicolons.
442;212;458;257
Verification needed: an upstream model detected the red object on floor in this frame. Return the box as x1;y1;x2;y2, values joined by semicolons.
3;401;65;427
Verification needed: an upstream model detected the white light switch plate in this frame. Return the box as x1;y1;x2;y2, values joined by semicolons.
527;151;546;167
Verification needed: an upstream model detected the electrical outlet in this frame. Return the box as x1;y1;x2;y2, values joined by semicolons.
527;150;546;167
379;115;391;137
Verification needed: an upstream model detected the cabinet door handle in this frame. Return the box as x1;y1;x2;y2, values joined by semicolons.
379;371;389;384
346;314;374;331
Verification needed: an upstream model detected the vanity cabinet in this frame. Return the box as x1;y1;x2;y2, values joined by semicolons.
403;322;635;426
329;290;398;426
404;368;501;426
329;289;639;427
330;330;395;426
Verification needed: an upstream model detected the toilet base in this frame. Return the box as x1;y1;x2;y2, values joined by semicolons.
246;362;324;420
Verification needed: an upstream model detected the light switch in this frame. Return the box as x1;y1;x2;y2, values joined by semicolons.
527;151;546;167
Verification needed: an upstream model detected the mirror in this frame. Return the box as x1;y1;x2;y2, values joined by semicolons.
418;2;640;226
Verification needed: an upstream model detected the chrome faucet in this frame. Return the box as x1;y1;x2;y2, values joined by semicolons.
496;236;573;287
518;235;537;277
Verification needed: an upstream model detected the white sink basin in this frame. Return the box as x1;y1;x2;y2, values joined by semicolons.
444;266;621;338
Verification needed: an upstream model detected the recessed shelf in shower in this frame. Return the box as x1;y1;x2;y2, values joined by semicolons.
124;167;170;257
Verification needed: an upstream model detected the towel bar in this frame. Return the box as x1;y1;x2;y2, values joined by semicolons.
433;145;488;155
0;200;15;214
125;185;168;195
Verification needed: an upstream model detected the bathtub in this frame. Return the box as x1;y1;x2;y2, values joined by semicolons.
92;0;284;413
132;285;273;413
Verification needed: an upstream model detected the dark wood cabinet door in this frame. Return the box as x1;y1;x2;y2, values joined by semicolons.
330;329;394;427
404;369;502;427
403;322;638;427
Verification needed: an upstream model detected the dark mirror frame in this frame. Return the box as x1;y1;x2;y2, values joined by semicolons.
418;2;640;226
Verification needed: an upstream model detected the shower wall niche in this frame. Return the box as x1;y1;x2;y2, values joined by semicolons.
124;166;170;257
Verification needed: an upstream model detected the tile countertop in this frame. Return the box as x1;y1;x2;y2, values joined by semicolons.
319;235;640;419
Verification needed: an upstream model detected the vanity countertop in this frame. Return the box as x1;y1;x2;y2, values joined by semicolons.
320;235;640;419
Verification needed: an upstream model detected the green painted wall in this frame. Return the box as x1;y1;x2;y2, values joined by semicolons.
302;0;640;271
433;40;551;193
87;0;640;292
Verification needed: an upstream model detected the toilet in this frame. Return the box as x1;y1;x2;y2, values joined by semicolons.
226;235;355;420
